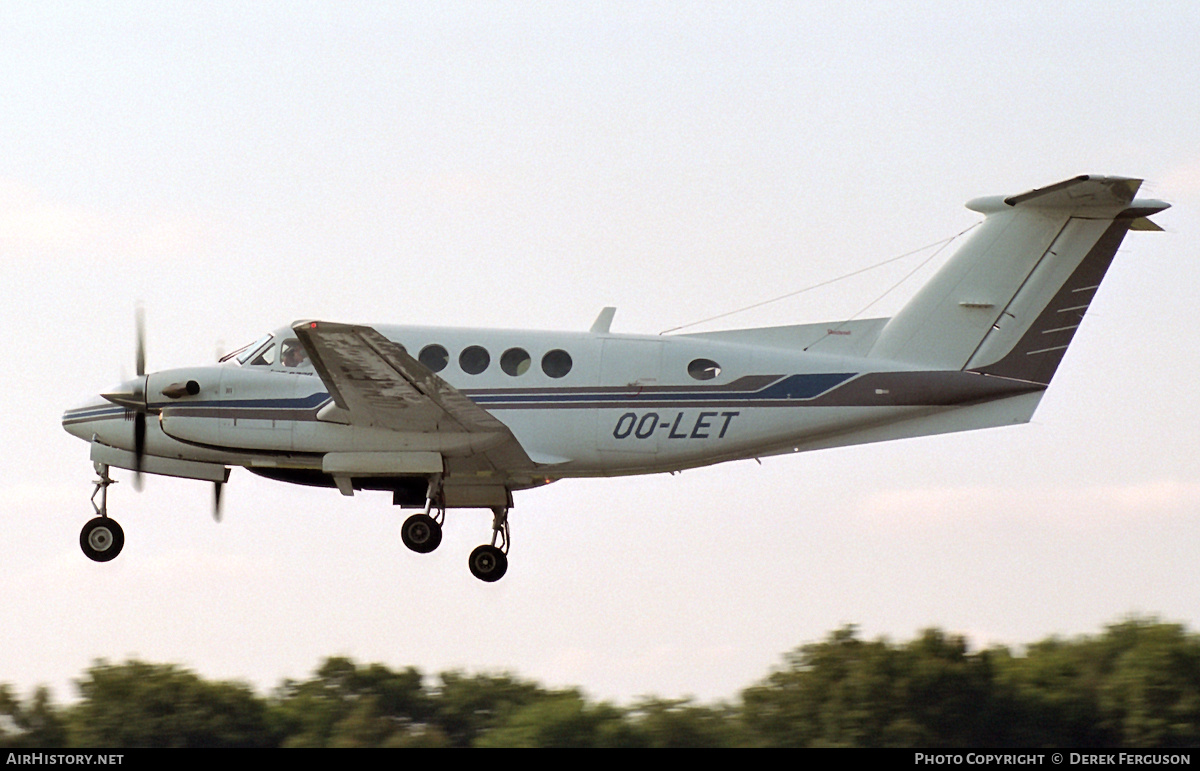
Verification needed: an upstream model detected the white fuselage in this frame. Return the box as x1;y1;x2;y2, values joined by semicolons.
63;321;1044;496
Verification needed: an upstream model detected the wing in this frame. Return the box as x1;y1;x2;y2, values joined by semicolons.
293;321;536;472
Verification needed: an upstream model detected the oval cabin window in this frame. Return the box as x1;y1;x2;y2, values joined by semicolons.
501;347;531;376
459;345;491;375
419;344;449;373
688;358;721;380
541;349;573;379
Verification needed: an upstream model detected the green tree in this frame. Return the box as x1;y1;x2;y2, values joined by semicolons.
67;660;276;748
5;616;1199;748
272;657;435;747
1000;618;1200;747
475;690;635;747
992;636;1112;746
892;629;1009;746
741;626;1012;747
1096;619;1200;747
1;684;67;748
625;697;746;747
431;671;556;747
741;625;906;746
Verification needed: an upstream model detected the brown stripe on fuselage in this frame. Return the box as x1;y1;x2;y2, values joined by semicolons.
803;371;1044;407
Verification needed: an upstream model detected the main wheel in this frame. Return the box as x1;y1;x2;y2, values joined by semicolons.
468;544;508;582
80;517;124;562
401;514;442;554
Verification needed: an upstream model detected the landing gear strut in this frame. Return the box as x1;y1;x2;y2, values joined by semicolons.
468;507;509;583
401;478;444;554
81;462;124;562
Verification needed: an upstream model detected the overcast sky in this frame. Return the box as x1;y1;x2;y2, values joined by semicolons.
3;1;1199;706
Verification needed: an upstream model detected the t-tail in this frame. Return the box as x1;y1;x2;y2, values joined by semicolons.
868;175;1169;385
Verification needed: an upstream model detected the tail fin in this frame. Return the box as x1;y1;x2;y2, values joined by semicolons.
868;176;1169;383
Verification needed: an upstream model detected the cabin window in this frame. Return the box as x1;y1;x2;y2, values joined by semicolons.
459;345;491;375
688;358;721;380
501;347;531;376
419;344;449;373
541;349;572;378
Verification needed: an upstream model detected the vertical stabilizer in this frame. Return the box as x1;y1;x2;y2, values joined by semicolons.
868;176;1168;383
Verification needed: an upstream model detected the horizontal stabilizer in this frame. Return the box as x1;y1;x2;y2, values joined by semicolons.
1003;175;1139;209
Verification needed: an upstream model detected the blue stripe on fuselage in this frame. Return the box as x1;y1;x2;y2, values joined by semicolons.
468;372;856;406
147;392;333;411
71;372;858;422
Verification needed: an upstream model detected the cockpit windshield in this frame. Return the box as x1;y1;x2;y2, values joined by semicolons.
219;333;275;365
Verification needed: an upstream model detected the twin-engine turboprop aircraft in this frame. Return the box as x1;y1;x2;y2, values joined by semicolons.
62;175;1170;581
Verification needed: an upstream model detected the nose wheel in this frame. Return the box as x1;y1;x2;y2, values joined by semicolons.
81;517;124;562
81;462;125;562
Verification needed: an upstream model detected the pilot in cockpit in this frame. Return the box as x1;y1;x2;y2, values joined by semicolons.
281;340;308;368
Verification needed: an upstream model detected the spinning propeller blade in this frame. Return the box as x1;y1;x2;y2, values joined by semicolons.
133;307;147;490
135;306;146;378
132;411;146;490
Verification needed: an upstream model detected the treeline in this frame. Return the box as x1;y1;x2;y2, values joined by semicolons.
4;617;1200;747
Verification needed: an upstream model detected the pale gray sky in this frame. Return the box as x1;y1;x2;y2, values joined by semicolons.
3;1;1199;705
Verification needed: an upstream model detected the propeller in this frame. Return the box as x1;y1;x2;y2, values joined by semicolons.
132;307;147;490
102;307;227;516
100;309;149;489
213;481;223;522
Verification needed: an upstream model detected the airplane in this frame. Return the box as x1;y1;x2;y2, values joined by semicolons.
62;175;1170;581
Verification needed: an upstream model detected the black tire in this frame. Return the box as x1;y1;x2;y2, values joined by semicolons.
401;514;442;554
468;545;508;582
80;517;124;562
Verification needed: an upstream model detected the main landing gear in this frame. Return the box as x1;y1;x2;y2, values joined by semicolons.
81;463;125;562
400;512;443;554
399;479;510;582
468;508;509;583
401;478;445;554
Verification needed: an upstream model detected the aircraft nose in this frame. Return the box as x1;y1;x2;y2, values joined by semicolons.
62;397;126;441
100;377;147;411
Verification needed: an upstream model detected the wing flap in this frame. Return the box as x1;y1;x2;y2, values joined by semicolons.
293;321;536;471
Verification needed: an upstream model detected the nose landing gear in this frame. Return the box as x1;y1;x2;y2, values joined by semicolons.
81;462;124;562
